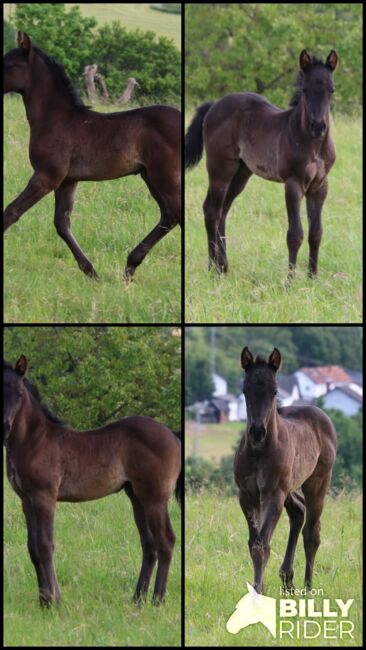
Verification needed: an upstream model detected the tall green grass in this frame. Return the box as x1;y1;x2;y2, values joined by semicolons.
4;471;182;646
185;116;362;323
4;95;181;323
185;490;362;646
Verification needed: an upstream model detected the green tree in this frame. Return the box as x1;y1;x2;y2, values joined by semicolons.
4;327;181;430
186;3;362;114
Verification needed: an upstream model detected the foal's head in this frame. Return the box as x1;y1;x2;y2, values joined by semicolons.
3;355;28;444
296;49;337;139
241;347;281;448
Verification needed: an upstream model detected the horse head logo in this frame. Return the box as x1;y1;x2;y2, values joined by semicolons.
226;582;276;637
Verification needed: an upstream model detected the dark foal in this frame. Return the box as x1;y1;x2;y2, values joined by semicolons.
4;356;181;606
3;32;181;281
234;347;337;593
185;50;337;278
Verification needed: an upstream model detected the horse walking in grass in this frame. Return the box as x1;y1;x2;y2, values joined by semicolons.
4;356;181;606
185;50;337;278
3;32;181;281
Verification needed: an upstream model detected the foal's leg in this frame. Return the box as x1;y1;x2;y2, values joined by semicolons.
253;490;286;593
302;472;332;589
306;179;328;277
204;159;239;273
4;171;58;231
123;169;180;281
284;178;304;277
54;180;98;278
143;502;176;604
22;493;60;607
279;491;305;590
218;162;253;273
124;483;157;603
238;489;260;560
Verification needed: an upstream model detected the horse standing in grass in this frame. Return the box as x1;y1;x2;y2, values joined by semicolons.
185;50;337;278
4;356;181;606
234;347;336;594
3;32;181;281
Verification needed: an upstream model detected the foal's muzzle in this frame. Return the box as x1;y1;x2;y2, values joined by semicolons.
248;424;266;446
310;120;326;139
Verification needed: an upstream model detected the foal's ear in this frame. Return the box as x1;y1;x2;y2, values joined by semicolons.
268;348;281;372
16;31;32;52
15;355;28;377
299;49;312;70
326;50;338;72
241;347;254;370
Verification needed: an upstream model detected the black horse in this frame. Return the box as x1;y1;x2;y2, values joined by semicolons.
185;50;337;278
4;32;181;281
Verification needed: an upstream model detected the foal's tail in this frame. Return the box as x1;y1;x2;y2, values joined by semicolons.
172;430;182;506
185;102;214;169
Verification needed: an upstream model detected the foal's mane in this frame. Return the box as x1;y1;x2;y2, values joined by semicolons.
32;44;87;110
4;360;64;425
289;54;327;108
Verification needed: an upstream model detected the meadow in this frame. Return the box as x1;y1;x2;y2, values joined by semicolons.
4;3;181;49
4;96;181;323
185;115;362;323
185;490;362;646
4;470;182;646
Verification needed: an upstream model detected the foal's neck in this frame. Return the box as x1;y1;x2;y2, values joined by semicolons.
23;56;74;126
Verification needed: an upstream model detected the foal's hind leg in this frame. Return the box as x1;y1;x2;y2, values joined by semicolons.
204;159;240;273
302;472;332;589
123;169;180;281
306;179;328;277
54;180;98;278
141;500;176;604
219;162;253;272
279;491;305;591
124;483;157;603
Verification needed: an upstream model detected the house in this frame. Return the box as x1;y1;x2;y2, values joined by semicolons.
295;366;353;400
323;385;363;416
212;372;228;397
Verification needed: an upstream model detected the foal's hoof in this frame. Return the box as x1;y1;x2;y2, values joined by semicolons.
80;262;99;279
123;266;135;283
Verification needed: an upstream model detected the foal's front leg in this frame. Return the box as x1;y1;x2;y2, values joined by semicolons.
306;179;328;277
22;493;60;607
252;490;286;593
4;171;56;231
284;178;304;277
54;181;98;278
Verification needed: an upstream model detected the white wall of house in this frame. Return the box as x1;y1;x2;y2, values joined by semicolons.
323;389;361;416
295;371;327;399
228;400;239;421
212;373;228;396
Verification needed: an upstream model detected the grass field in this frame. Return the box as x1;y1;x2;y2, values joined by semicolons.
4;3;181;49
185;421;242;460
4;95;181;323
4;468;182;646
185;115;362;323
185;490;362;646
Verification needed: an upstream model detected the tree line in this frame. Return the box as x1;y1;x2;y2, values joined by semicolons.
4;326;181;431
186;3;361;114
186;326;362;404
